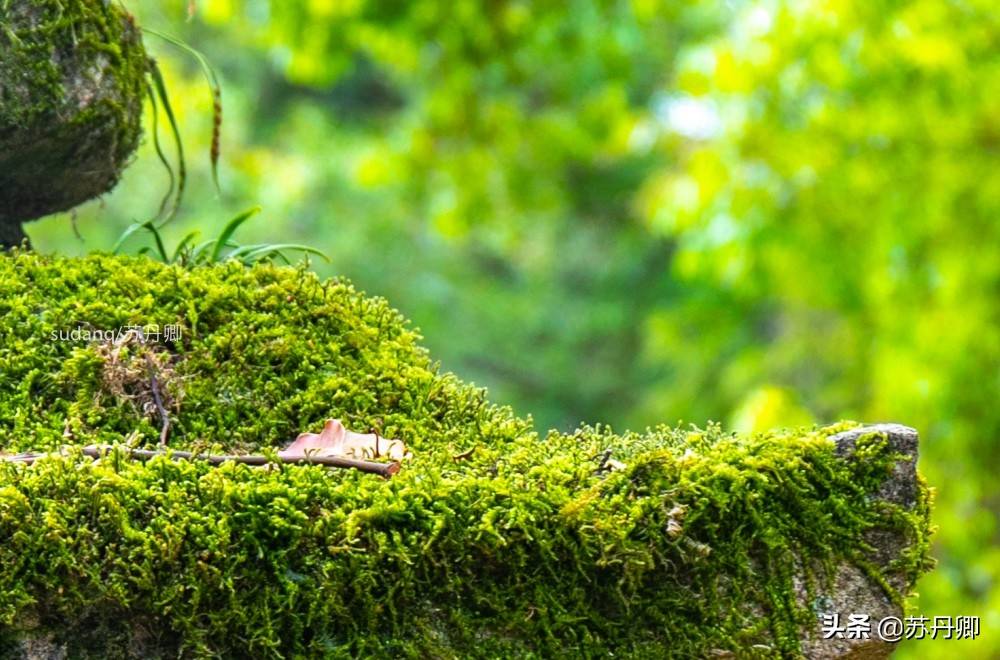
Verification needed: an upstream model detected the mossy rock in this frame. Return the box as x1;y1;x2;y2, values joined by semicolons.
0;0;147;244
0;252;934;658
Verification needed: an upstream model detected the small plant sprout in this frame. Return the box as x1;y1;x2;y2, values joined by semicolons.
113;207;330;267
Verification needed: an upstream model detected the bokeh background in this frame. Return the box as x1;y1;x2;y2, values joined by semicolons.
27;0;997;656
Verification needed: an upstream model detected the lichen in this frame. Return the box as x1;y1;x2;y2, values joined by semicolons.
0;252;934;658
0;0;147;228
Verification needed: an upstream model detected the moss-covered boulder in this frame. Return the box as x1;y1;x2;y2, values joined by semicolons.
0;0;147;245
0;252;934;658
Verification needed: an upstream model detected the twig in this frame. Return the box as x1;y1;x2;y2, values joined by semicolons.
452;447;476;461
145;354;170;448
594;449;612;473
2;446;400;478
591;449;626;474
1;452;46;464
88;446;400;477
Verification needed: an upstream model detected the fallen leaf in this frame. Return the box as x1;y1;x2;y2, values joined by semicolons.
279;419;410;461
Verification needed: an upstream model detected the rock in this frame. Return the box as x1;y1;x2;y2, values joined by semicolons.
800;424;924;659
0;0;148;246
0;254;935;658
3;424;929;660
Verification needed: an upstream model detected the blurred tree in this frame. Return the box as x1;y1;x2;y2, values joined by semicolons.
636;2;999;656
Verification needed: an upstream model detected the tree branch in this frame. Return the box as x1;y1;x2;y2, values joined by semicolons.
2;445;401;478
145;354;171;449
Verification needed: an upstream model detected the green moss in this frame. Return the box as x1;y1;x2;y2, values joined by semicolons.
0;252;934;658
0;0;147;226
0;0;143;129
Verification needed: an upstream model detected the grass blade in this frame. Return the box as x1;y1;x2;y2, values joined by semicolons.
143;29;223;193
142;221;170;262
188;239;217;265
146;85;175;222
235;244;330;264
147;59;186;222
112;221;149;254
211;206;260;263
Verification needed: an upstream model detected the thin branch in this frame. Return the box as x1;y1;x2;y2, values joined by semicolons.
452;447;476;461
594;449;612;473
2;445;400;478
145;354;170;449
1;452;45;464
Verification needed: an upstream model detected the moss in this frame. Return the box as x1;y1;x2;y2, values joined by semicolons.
0;0;147;229
0;252;934;658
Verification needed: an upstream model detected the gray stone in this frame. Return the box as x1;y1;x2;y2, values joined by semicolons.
800;424;923;659
0;0;148;247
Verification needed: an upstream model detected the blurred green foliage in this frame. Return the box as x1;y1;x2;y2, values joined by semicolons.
24;0;998;656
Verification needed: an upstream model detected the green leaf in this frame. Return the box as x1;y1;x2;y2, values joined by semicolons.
143;221;170;263
143;28;223;194
233;243;330;265
146;59;186;222
112;222;149;254
210;207;261;263
146;85;175;223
